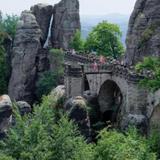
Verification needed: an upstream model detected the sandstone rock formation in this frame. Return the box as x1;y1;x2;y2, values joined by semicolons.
121;114;148;134
30;3;53;44
50;85;65;102
8;0;80;103
64;96;91;140
125;0;160;65
8;11;42;104
52;0;80;49
16;101;31;116
0;95;12;138
83;90;101;125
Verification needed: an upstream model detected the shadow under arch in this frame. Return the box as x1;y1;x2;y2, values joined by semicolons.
84;75;90;91
98;80;123;123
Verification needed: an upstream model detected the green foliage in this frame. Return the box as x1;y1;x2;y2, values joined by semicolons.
0;94;159;160
0;13;19;94
0;14;19;38
70;30;85;52
0;34;8;94
0;153;14;160
148;130;160;159
36;49;64;99
50;48;64;75
0;96;94;160
36;71;59;99
94;128;156;160
85;21;124;58
135;57;160;91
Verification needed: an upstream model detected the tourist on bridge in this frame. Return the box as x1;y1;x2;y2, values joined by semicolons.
71;49;76;55
99;55;106;64
92;61;98;71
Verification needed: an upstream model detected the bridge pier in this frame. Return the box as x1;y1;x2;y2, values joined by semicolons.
65;64;85;98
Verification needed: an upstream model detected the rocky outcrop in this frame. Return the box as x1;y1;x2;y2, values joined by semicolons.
125;0;160;65
64;96;91;140
8;11;42;104
31;3;53;44
8;0;80;103
16;101;31;116
0;95;12;138
52;0;80;49
83;90;101;124
121;114;148;134
50;85;65;101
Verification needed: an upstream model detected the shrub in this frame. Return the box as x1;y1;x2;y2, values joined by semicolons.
135;56;160;91
148;130;160;159
69;29;85;52
0;96;94;160
0;14;19;38
0;153;14;160
36;49;64;99
94;128;156;160
0;13;19;94
0;34;8;94
36;71;59;99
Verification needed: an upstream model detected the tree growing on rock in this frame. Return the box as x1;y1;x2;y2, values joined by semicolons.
85;21;124;58
69;30;84;52
135;56;160;91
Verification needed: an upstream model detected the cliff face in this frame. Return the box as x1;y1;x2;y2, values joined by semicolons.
8;11;42;103
8;0;80;103
30;4;53;44
125;0;160;65
52;0;80;49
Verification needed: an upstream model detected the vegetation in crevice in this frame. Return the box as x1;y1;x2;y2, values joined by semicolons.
135;56;160;91
138;21;160;48
69;29;85;53
36;48;64;100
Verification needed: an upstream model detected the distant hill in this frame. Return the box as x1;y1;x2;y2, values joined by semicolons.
80;14;130;46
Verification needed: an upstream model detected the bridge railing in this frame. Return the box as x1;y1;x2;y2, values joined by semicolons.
83;63;153;82
64;51;99;64
64;52;154;82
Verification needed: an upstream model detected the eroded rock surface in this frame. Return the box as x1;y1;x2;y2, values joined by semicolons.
31;3;53;43
125;0;160;65
8;11;41;104
52;0;80;49
16;101;31;116
121;114;148;134
50;85;65;101
0;95;12;137
64;96;91;140
8;0;80;103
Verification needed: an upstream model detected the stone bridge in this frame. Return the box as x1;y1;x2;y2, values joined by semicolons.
64;52;160;130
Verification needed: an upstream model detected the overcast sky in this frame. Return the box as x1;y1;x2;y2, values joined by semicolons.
0;0;137;16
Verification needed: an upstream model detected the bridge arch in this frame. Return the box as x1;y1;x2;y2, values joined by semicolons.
98;80;123;123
